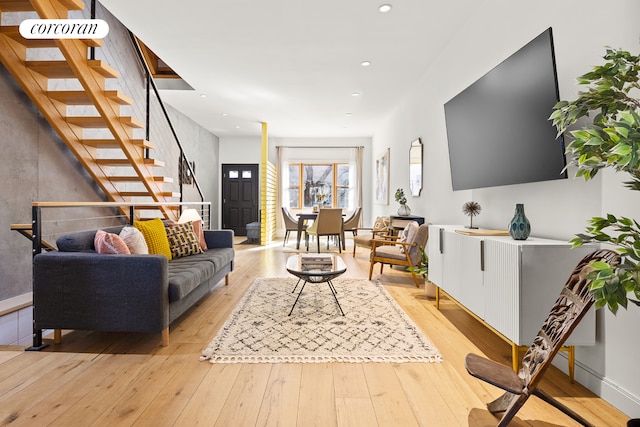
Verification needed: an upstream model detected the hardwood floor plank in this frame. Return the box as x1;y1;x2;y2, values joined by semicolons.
362;363;420;427
91;346;192;426
333;363;370;399
255;363;303;427
297;363;337;427
131;343;210;427
47;354;153;425
0;353;101;424
394;363;463;427
335;397;379;427
213;363;273;427
174;363;242;426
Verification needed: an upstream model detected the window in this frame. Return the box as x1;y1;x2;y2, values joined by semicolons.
286;163;354;209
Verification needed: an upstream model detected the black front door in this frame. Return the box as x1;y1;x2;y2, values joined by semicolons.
222;164;259;236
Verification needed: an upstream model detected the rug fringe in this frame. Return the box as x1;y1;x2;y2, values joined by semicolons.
200;354;443;364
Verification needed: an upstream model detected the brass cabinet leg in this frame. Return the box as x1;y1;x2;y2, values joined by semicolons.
568;346;575;383
54;329;62;345
512;343;519;372
435;286;440;310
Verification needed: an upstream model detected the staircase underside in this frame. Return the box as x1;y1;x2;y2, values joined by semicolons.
0;0;180;221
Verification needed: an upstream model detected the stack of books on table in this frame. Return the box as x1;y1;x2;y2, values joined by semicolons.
300;254;333;271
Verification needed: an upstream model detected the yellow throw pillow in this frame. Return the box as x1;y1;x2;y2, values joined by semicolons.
134;218;172;260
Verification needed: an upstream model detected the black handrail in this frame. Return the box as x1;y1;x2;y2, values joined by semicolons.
89;3;204;203
128;33;205;203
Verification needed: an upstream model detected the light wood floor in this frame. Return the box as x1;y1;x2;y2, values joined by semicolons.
0;237;630;426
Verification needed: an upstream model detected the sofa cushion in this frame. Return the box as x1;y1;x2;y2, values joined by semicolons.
166;248;234;302
165;221;203;259
94;230;131;254
135;218;172;260
167;255;215;302
57;226;124;252
198;247;235;272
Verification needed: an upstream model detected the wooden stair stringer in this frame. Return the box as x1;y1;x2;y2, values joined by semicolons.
0;32;126;206
2;0;179;220
39;38;176;218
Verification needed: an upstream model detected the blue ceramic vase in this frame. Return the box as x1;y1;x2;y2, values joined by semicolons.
509;203;531;240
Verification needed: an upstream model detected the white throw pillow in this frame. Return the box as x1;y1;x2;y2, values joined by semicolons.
119;226;149;254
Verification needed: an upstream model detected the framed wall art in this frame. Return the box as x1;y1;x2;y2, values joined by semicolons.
375;148;389;204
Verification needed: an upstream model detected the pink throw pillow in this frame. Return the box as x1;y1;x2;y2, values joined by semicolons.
94;229;131;254
191;219;208;251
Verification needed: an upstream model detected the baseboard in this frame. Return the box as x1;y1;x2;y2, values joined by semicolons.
553;352;640;418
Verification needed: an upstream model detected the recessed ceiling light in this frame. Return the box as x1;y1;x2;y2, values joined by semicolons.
351;92;361;97
361;60;371;67
221;113;228;116
199;93;207;98
235;125;241;129
345;112;353;116
378;4;392;13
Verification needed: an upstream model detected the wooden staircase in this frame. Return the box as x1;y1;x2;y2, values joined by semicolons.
0;0;179;220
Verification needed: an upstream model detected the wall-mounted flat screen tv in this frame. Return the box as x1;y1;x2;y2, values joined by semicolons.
444;27;566;191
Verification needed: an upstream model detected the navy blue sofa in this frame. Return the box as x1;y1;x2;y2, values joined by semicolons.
31;226;234;348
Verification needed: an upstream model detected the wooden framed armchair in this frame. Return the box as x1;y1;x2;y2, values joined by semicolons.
352;216;390;256
464;249;620;427
368;222;428;287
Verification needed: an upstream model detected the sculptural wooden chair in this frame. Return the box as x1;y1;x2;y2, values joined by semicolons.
464;249;620;427
368;222;428;287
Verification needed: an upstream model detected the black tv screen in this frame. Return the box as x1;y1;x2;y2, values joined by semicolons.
444;27;566;191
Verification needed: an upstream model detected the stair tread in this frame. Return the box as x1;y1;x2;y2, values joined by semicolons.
95;158;165;167
66;116;144;128
0;0;36;12
49;90;132;105
109;176;173;183
27;59;118;78
120;191;181;197
82;139;154;149
0;0;85;13
0;26;102;47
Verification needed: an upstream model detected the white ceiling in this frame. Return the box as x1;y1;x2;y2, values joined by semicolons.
99;0;478;138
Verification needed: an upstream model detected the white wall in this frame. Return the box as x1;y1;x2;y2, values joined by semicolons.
371;0;640;416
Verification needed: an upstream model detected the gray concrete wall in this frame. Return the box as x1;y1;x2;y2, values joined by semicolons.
0;1;219;302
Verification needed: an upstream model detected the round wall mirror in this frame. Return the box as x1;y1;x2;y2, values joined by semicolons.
409;138;423;196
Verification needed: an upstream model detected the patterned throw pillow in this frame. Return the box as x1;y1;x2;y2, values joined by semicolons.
165;221;204;259
134;218;173;260
119;226;149;254
94;229;131;254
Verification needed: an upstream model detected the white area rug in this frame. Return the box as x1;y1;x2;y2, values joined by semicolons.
200;277;442;364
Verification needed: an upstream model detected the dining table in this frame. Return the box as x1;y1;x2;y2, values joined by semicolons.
295;212;346;250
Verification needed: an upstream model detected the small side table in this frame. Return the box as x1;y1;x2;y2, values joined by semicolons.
285;254;347;316
389;215;425;233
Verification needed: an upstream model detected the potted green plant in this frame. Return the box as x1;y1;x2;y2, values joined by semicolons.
408;245;436;298
395;188;411;216
550;48;640;313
